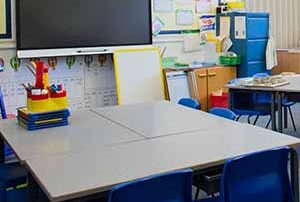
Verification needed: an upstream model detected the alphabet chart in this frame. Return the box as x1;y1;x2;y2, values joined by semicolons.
0;49;118;114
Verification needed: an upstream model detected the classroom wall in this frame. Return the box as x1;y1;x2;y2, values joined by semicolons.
248;0;300;49
0;0;216;114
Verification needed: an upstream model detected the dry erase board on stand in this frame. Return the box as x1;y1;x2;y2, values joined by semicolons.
113;48;165;105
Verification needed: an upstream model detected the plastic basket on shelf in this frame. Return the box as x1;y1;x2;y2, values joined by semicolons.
219;55;242;66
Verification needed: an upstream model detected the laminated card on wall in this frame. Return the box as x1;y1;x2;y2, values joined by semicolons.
153;0;173;13
234;16;246;39
176;10;194;25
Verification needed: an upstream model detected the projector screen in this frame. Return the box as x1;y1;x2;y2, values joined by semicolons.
16;0;152;58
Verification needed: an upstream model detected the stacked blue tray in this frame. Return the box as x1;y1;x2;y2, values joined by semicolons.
17;108;70;130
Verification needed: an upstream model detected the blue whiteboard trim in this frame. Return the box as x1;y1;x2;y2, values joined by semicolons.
0;0;12;39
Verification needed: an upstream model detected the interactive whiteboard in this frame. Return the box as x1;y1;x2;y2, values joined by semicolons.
113;48;165;105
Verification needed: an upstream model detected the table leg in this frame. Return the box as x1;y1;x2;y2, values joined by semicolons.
291;148;299;202
278;92;283;133
0;136;5;164
271;92;277;131
228;89;232;110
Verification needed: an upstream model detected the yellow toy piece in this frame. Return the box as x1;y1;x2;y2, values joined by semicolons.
27;96;68;113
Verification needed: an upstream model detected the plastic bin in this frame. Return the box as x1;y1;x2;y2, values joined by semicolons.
210;93;229;108
219;55;242;66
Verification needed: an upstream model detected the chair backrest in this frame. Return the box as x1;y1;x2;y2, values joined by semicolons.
108;169;193;202
209;107;237;121
253;73;269;78
253;73;272;104
0;87;7;119
178;98;200;110
220;147;294;202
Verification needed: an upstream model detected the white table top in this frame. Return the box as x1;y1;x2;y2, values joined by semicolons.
226;75;300;93
0;110;144;161
25;123;300;202
92;101;235;138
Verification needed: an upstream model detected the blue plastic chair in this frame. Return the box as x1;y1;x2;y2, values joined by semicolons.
209;108;237;121
200;147;293;202
252;73;297;131
0;87;7;120
229;76;274;126
178;98;201;110
108;169;193;202
0;87;27;202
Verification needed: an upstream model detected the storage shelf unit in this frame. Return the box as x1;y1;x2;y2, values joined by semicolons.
217;12;270;78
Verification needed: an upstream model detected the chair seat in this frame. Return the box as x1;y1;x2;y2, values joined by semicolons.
0;163;27;188
7;187;27;202
233;109;270;116
282;101;296;107
196;196;219;202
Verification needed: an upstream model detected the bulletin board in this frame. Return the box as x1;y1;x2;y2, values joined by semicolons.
0;0;11;39
113;48;165;105
152;0;218;34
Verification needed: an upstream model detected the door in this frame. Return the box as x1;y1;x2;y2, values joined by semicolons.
191;68;208;111
207;66;236;109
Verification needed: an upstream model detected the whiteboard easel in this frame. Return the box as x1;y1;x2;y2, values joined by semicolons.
113;48;165;105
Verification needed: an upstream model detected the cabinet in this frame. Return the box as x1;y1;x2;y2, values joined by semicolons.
272;51;300;75
190;66;236;111
216;12;270;77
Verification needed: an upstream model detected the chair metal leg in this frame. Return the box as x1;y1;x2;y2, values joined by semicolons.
253;115;259;126
288;106;297;132
247;115;252;124
266;116;272;129
284;106;288;129
236;115;241;122
195;188;200;200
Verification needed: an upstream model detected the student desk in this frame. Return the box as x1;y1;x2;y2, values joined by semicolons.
92;101;236;138
0;110;144;162
0;102;299;202
226;75;300;133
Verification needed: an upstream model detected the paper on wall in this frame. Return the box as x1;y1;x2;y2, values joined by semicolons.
222;37;233;52
199;15;216;40
152;17;165;36
195;0;211;14
176;10;193;25
176;0;194;4
153;0;173;13
183;35;202;52
234;16;246;39
219;16;230;37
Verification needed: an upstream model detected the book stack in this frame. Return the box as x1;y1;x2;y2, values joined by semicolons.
17;107;70;131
